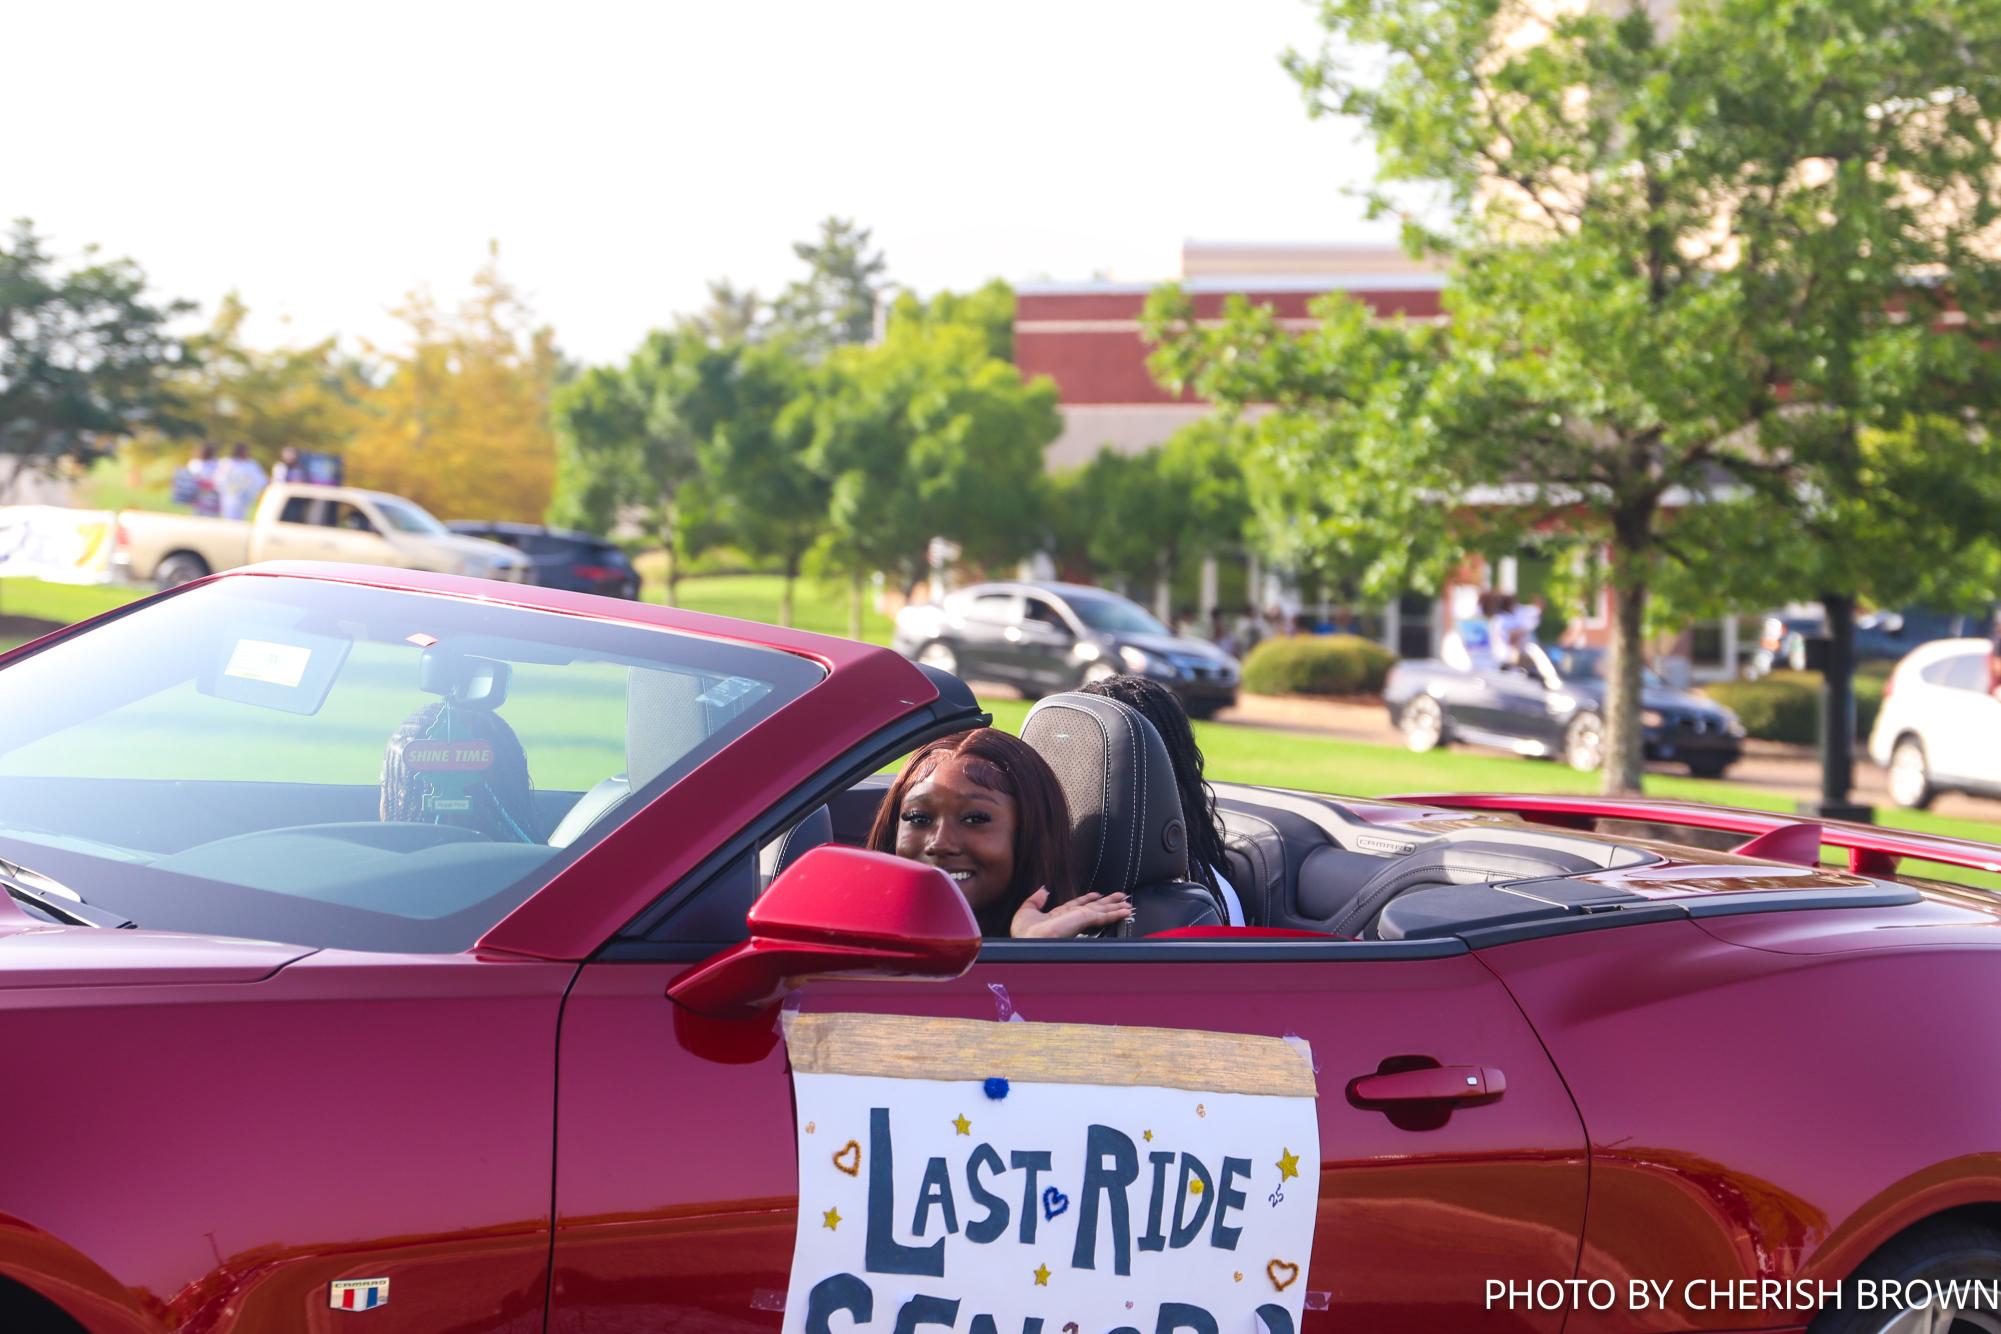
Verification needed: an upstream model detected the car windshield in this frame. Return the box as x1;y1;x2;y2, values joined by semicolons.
1544;646;1664;689
0;578;821;953
373;497;449;535
1065;592;1169;636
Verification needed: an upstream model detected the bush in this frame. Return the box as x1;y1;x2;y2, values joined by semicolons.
1241;634;1396;698
1701;670;1884;745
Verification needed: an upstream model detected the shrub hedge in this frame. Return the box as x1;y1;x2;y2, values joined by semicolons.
1241;634;1397;698
1700;670;1884;745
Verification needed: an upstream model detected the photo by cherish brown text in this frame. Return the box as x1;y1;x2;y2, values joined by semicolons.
1487;1278;2001;1314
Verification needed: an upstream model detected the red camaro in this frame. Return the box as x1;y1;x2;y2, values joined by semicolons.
3;564;2000;1334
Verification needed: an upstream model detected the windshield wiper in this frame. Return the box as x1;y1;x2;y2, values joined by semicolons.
0;856;134;929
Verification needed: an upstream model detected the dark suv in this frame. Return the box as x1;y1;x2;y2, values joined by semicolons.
444;523;640;599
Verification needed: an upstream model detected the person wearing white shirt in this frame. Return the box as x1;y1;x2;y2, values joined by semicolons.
216;443;269;521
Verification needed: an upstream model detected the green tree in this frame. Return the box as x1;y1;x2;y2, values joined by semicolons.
774;217;889;357
796;299;1060;637
0;219;193;499
675;280;766;346
1153;0;2001;792
549;331;734;605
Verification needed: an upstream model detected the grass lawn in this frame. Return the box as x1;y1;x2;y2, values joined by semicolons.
0;578;145;628
651;572;896;645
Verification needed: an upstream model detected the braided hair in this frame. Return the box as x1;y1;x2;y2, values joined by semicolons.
1078;675;1229;891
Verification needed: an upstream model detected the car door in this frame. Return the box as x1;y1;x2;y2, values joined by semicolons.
1017;595;1080;690
1921;649;2001;785
955;591;1025;686
549;933;1589;1332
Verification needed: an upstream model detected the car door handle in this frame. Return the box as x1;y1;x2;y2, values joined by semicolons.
1349;1065;1507;1104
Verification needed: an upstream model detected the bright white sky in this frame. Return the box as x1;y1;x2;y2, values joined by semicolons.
8;0;1389;366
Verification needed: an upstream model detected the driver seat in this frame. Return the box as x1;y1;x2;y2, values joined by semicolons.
1021;692;1222;936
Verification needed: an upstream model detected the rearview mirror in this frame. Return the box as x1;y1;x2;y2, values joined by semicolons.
667;845;980;1018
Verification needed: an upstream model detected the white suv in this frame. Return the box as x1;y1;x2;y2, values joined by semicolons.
1868;638;2000;808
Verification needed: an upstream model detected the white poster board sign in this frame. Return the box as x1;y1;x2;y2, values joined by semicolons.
782;1013;1320;1334
0;506;115;584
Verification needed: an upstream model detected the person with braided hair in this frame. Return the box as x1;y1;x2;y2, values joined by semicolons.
1079;674;1246;926
379;699;544;844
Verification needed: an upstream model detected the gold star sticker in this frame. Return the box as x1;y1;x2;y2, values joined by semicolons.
952;1113;972;1136
1032;1263;1051;1286
1143;1129;1153;1141
1276;1148;1301;1182
822;1207;842;1230
1189;1178;1204;1195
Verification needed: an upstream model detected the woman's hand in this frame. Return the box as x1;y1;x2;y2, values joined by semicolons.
1011;889;1135;939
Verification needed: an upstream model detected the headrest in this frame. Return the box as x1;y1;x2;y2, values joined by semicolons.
627;668;708;790
1021;692;1190;894
758;805;833;887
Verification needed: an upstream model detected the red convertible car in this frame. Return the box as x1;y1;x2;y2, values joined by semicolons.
2;563;2001;1334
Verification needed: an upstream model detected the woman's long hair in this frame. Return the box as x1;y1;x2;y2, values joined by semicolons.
380;700;543;843
1080;675;1228;890
867;728;1077;934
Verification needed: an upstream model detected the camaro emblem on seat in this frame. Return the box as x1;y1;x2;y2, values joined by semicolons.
330;1278;390;1311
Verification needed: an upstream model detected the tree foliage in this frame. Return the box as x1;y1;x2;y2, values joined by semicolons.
773;217;889;358
346;246;561;521
0;219;193;497
1053;421;1250;600
1153;0;2001;792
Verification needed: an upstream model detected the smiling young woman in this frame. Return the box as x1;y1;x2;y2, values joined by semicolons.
865;728;1131;938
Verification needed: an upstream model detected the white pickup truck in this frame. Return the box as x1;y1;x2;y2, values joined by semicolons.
113;484;529;587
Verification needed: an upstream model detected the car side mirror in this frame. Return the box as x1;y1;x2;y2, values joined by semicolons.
666;845;980;1019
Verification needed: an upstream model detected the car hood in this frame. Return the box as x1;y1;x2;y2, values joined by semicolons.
0;916;313;988
1109;631;1235;663
399;532;527;569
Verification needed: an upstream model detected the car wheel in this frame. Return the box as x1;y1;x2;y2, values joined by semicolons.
916;641;959;676
1563;713;1605;771
1080;661;1118;687
1809;1219;2001;1334
1888;736;1935;810
1686;757;1731;780
1400;695;1446;752
1186;701;1224;722
154;552;211;589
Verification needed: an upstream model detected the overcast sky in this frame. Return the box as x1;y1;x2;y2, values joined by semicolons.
8;0;1389;365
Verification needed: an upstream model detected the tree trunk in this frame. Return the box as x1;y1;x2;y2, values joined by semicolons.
661;540;679;609
848;571;864;642
1602;562;1649;795
779;557;798;629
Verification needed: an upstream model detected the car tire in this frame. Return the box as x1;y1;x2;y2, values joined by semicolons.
915;641;959;677
1887;736;1936;810
1563;713;1605;771
1686;757;1731;780
154;552;211;589
1400;695;1446;752
1807;1218;2001;1334
1186;701;1224;722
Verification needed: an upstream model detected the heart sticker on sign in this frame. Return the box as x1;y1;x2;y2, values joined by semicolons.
1267;1260;1300;1292
832;1141;861;1176
1042;1186;1070;1221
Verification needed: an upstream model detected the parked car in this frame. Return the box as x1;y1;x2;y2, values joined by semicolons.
112;483;529;588
2;565;2001;1331
1750;606;1987;677
892;580;1239;716
1385;641;1745;776
445;521;640;598
1867;636;2001;808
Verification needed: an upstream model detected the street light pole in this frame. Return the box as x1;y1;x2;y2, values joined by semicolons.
1800;591;1874;823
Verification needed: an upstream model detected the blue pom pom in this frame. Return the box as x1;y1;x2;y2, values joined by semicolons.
983;1076;1010;1101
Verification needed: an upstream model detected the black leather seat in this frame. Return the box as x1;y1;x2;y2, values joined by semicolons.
758;804;833;890
1323;838;1599;939
1021;692;1223;936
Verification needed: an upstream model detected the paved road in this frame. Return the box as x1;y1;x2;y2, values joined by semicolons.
1215;692;2001;823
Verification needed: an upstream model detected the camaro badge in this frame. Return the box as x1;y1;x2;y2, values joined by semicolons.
330;1278;390;1311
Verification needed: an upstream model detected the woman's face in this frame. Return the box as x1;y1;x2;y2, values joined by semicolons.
893;753;1019;916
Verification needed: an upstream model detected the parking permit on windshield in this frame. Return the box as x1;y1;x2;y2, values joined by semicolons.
223;638;313;689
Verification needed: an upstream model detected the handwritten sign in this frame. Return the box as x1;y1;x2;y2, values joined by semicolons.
782;1013;1319;1334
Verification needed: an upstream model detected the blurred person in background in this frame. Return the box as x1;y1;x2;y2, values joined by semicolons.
217;443;267;520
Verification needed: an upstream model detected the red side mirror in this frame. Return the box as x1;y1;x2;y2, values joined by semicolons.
667;845;981;1018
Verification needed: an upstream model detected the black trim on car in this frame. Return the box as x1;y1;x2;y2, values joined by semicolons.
1453;885;1922;949
596;935;1466;965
